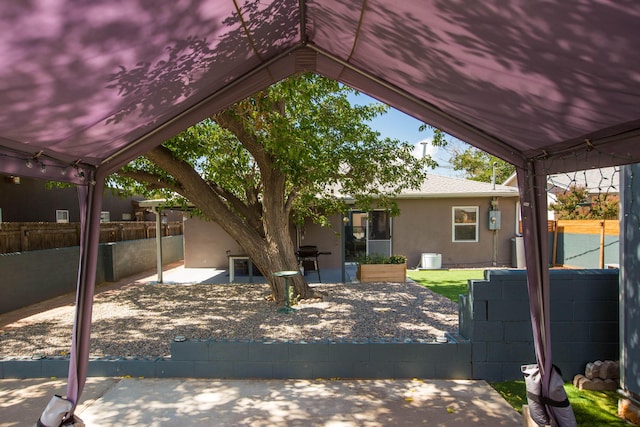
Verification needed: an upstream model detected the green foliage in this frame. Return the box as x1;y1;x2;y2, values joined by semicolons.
407;269;484;302
109;73;434;224
358;254;407;264
549;186;619;220
450;146;514;183
491;381;628;426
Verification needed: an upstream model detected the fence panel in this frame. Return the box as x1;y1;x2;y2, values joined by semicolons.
0;221;183;254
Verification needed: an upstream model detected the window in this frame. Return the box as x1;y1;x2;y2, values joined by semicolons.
56;210;69;223
100;211;110;223
122;213;132;221
452;206;478;242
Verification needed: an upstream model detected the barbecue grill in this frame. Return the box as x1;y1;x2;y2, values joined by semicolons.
295;245;331;282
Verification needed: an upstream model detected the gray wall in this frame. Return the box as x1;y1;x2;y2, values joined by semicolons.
0;236;183;314
459;269;619;382
620;165;640;399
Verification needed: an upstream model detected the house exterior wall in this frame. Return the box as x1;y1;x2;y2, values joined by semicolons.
185;195;519;270
393;197;518;268
0;176;182;222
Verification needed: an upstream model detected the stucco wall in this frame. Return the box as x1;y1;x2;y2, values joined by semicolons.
183;196;519;270
393;197;518;268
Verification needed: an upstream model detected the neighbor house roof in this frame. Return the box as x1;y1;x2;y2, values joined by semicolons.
503;167;619;195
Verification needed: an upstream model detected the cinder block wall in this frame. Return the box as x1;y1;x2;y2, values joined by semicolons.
460;269;619;382
0;236;183;314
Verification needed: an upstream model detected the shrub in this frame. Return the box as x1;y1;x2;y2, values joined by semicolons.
358;254;407;264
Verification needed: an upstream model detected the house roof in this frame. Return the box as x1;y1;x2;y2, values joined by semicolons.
1;1;639;185
399;174;519;199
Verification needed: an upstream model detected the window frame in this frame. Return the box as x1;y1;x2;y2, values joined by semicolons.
56;209;69;223
452;206;479;242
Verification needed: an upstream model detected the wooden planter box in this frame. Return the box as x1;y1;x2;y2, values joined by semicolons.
356;263;407;282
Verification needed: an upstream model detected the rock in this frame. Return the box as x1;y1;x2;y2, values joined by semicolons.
580;377;618;391
600;360;620;380
585;360;603;379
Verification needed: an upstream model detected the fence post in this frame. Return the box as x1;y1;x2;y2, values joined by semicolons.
599;220;605;268
20;226;29;251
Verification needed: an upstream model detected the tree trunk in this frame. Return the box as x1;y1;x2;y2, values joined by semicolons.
143;145;317;306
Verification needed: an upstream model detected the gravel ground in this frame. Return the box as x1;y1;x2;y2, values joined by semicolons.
0;281;458;358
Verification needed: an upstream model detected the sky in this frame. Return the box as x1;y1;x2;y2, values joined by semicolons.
347;92;461;177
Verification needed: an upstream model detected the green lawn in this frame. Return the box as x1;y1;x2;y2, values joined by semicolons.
407;269;484;302
491;380;627;426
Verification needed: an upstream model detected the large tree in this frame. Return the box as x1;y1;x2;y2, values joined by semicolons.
110;73;432;305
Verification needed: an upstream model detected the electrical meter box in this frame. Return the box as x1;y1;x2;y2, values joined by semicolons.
489;210;501;230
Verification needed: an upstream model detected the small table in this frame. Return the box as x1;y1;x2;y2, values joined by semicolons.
274;270;300;314
228;254;253;283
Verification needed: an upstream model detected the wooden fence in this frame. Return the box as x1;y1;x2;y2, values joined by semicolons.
549;219;619;268
0;221;183;254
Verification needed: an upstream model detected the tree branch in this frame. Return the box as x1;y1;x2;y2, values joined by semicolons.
117;169;183;194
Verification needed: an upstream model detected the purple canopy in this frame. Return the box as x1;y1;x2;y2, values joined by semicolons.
2;1;638;425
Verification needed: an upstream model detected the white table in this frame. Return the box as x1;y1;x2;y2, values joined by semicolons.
228;255;253;282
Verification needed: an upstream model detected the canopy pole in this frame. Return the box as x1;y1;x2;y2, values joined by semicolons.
517;162;576;426
152;206;163;283
66;170;105;411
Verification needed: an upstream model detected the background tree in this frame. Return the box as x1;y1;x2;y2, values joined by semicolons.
549;186;619;220
418;124;514;183
110;73;433;305
449;146;514;183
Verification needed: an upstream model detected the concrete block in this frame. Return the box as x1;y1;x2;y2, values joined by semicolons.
156;360;195;377
574;301;618;322
486;342;534;363
171;340;209;361
470;281;502;300
471;341;488;363
472;321;504;341
393;362;434;378
2;360;42;378
434;359;471;379
272;362;314;379
552;322;589;342
289;342;328;362
503;321;533;342
550;301;574;321
487;299;530;321
473;300;488;321
471;362;503;382
193;361;234;378
41;359;70;378
589;322;619;342
312;362;355;379
117;359;158;378
248;341;289;362
87;360;119;377
501;283;529;301
328;343;369;362
354;362;394;378
233;362;273;378
370;343;422;362
209;341;249;361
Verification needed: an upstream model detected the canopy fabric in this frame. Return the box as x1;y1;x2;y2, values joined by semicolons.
3;2;638;426
1;1;639;179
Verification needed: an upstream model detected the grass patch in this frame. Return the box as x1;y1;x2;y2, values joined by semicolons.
491;380;627;426
407;269;484;301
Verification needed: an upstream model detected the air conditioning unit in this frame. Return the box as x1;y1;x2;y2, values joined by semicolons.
420;253;442;270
